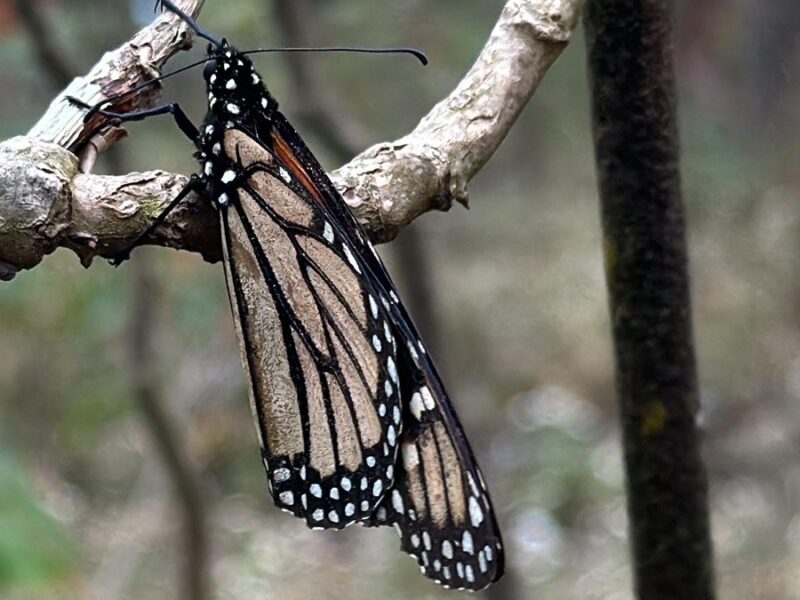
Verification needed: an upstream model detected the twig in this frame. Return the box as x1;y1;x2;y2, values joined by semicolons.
0;0;582;277
28;0;205;151
584;1;716;598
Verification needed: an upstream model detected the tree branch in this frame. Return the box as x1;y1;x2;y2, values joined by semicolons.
0;0;582;279
28;0;206;152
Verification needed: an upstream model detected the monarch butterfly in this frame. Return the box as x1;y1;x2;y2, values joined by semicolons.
74;1;504;590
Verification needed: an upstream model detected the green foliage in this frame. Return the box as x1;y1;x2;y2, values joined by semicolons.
0;457;78;591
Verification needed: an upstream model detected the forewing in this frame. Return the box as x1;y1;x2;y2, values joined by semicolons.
252;111;505;589
219;129;402;529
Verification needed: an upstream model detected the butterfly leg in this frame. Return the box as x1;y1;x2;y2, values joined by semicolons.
109;174;205;266
67;97;199;143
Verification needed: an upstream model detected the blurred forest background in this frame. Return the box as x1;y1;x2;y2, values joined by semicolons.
0;0;799;598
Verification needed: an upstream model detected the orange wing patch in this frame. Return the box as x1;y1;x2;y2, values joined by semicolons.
272;130;326;206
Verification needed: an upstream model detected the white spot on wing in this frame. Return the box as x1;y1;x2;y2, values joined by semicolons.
221;170;236;184
442;540;453;559
465;565;475;583
310;484;322;498
408;342;420;364
478;550;487;573
469;496;484;526
273;468;290;483
369;296;379;319
462;530;474;554
468;473;480;497
392;489;404;513
342;244;361;274
383;320;392;343
226;102;240;114
421;386;435;411
410;392;424;420
323;221;334;243
372;335;382;352
402;442;419;469
226;79;237;90
279;491;294;505
387;357;398;383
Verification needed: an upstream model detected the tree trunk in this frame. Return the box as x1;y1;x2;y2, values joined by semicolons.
584;1;716;598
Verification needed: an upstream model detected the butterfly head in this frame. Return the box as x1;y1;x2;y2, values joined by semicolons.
203;42;274;117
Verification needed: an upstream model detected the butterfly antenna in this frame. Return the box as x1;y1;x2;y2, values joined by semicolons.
243;46;429;66
156;0;223;47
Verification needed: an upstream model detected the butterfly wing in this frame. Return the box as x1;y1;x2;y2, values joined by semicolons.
219;127;402;529
367;336;505;590
262;111;505;590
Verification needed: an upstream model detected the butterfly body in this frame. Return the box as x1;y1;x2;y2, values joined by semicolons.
93;27;504;589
